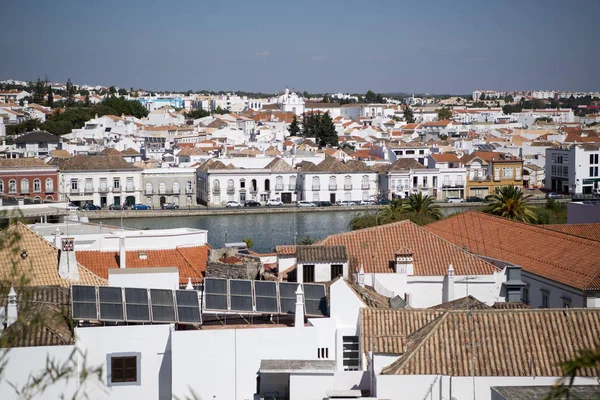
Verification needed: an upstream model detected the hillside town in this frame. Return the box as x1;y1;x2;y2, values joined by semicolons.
0;78;599;400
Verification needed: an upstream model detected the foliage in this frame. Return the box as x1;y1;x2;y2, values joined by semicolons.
298;235;316;245
436;107;452;120
402;192;444;221
185;109;211;119
534;199;567;225
365;90;385;103
535;117;553;123
403;107;415;123
101;95;148;118
213;106;229;115
504;94;514;103
65;78;76;105
543;344;600;400
350;213;379;230
502;104;523;114
288;115;300;136
301;112;338;147
5;117;41;136
242;237;253;249
47;87;54;108
483;185;537;223
31;78;46;105
118;88;128;96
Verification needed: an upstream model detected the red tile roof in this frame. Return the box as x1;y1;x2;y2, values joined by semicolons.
542;223;600;242
318;220;497;276
430;153;460;163
425;212;600;291
76;245;210;285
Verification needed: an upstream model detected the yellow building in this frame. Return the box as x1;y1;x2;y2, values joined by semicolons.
461;151;524;198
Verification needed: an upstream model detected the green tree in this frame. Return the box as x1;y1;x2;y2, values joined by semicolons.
483;185;537;223
65;78;76;105
46;87;54;108
543;344;600;400
185;109;210;119
101;95;148;118
365;90;377;103
109;86;117;95
402;192;443;223
437;107;452;120
242;237;253;249
504;94;514;103
379;199;406;223
298;235;316;245
288;115;301;136
349;213;379;230
317;112;338;147
118;88;128;96
403;107;415;123
31;78;46;105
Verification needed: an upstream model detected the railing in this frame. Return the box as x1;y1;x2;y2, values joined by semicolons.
469;176;490;182
275;185;284;191
125;186;135;192
212;188;220;194
493;176;501;182
113;187;121;192
84;187;94;194
329;184;337;190
344;184;353;190
288;185;296;191
312;186;320;191
361;184;370;190
250;189;258;194
226;187;235;194
185;189;193;194
99;187;108;193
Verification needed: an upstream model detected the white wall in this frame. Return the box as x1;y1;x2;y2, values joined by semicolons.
289;373;335;400
171;326;325;400
75;324;172;400
108;269;180;290
0;346;78;400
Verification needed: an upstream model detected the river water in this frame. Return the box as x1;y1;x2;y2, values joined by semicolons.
99;206;474;253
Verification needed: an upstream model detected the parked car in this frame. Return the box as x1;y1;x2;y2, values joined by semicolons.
445;197;464;204
314;201;333;207
244;200;261;207
378;199;391;205
339;200;355;206
266;198;284;206
66;203;80;211
465;196;484;203
226;200;242;208
132;203;151;210
545;192;563;199
109;204;122;210
360;200;376;205
82;203;101;211
296;200;315;207
162;202;179;210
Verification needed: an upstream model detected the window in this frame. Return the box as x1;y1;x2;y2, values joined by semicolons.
11;179;22;192
240;178;246;189
312;176;320;190
264;179;270;191
251;179;257;192
276;176;283;190
113;179;120;189
562;297;571;308
303;265;315;283
108;354;140;386
33;178;41;193
45;178;54;193
590;167;599;177
126;177;134;191
423;177;428;187
331;264;343;280
159;182;166;194
329;176;336;189
590;154;599;165
522;286;529;305
0;179;3;193
99;178;107;191
85;178;93;192
173;182;180;193
20;179;29;193
361;175;369;189
145;182;153;194
541;290;550;308
289;176;296;190
186;181;192;193
344;175;352;189
342;336;360;371
502;167;514;178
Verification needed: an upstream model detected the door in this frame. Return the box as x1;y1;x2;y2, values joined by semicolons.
160;196;166;207
239;192;246;202
114;196;121;207
126;196;135;206
100;196;107;208
281;192;292;204
330;193;336;203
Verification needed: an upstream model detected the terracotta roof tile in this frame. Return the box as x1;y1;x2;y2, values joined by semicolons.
0;158;54;169
430;153;460;163
425;212;600;291
542;223;600;242
59;155;141;171
296;245;347;263
75;245;210;284
318;220;497;275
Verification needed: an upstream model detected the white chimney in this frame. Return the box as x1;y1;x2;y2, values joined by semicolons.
444;263;455;303
119;234;126;269
186;278;193;290
358;265;365;287
58;238;79;281
54;227;61;248
294;284;304;328
7;285;18;326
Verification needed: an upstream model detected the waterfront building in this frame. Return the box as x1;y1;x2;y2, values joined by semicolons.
545;143;600;195
58;155;143;208
461;151;524;198
141;167;196;208
13;130;62;158
0;158;59;201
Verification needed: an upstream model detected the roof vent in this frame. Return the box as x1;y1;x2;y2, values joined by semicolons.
138;251;147;260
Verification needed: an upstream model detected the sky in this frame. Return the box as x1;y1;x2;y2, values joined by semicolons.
1;0;599;94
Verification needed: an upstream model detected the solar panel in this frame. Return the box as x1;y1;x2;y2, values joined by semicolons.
150;289;176;322
229;280;253;312
254;281;278;313
124;288;151;322
303;283;328;317
204;278;228;311
98;287;124;321
279;282;298;314
175;290;201;324
71;285;98;320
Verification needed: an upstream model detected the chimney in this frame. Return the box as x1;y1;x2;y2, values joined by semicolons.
444;263;455;303
294;284;304;328
54;227;61;248
358;265;365;287
58;238;80;281
395;249;413;275
6;286;17;326
119;234;126;269
186;278;194;290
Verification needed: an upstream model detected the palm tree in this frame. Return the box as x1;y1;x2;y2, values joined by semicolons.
379;198;405;223
402;192;443;223
484;185;537;223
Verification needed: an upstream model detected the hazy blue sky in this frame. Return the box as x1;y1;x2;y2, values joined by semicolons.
1;0;598;94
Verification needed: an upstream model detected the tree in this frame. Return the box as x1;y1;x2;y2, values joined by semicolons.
118;88;128;96
242;237;253;249
543;344;600;400
535;117;553;123
101;95;148;118
317;112;338;147
504;94;514;103
483;185;537;223
437;107;452;121
65;78;76;105
109;86;117;95
298;235;316;245
185;109;210;119
403;107;415;123
288;115;300;136
480;93;487;101
31;78;45;105
402;193;443;223
365;90;377;103
46;87;54;108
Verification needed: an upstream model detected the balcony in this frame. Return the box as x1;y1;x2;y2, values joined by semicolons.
493;176;501;182
361;184;370;190
312;186;320;191
275;185;284;191
329;184;337;190
125;186;135;192
344;184;353;190
288;185;297;191
84;187;94;195
113;187;121;193
145;189;153;195
250;188;258;194
99;186;109;193
212;187;221;195
226;187;235;194
442;182;465;188
468;176;491;182
185;189;193;194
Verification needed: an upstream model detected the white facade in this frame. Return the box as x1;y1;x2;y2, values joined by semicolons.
298;171;379;203
141;167;196;208
545;144;600;195
276;88;305;116
59;168;143;207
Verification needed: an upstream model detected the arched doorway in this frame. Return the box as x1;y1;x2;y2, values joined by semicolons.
126;196;135;207
160;196;166;207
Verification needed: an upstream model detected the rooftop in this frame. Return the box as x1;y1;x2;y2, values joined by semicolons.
58;155;142;171
259;359;336;373
542;223;600;242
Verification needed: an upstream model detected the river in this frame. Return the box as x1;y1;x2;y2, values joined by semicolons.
99;205;477;253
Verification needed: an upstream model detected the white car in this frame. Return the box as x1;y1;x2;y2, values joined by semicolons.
225;200;242;208
66;203;80;211
445;197;464;204
360;200;376;205
296;200;316;207
339;201;355;206
266;198;284;206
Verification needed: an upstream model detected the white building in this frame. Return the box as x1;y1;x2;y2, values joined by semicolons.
276;245;349;283
141;167;196;208
275;88;305;116
58;155;143;208
545;144;600;195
